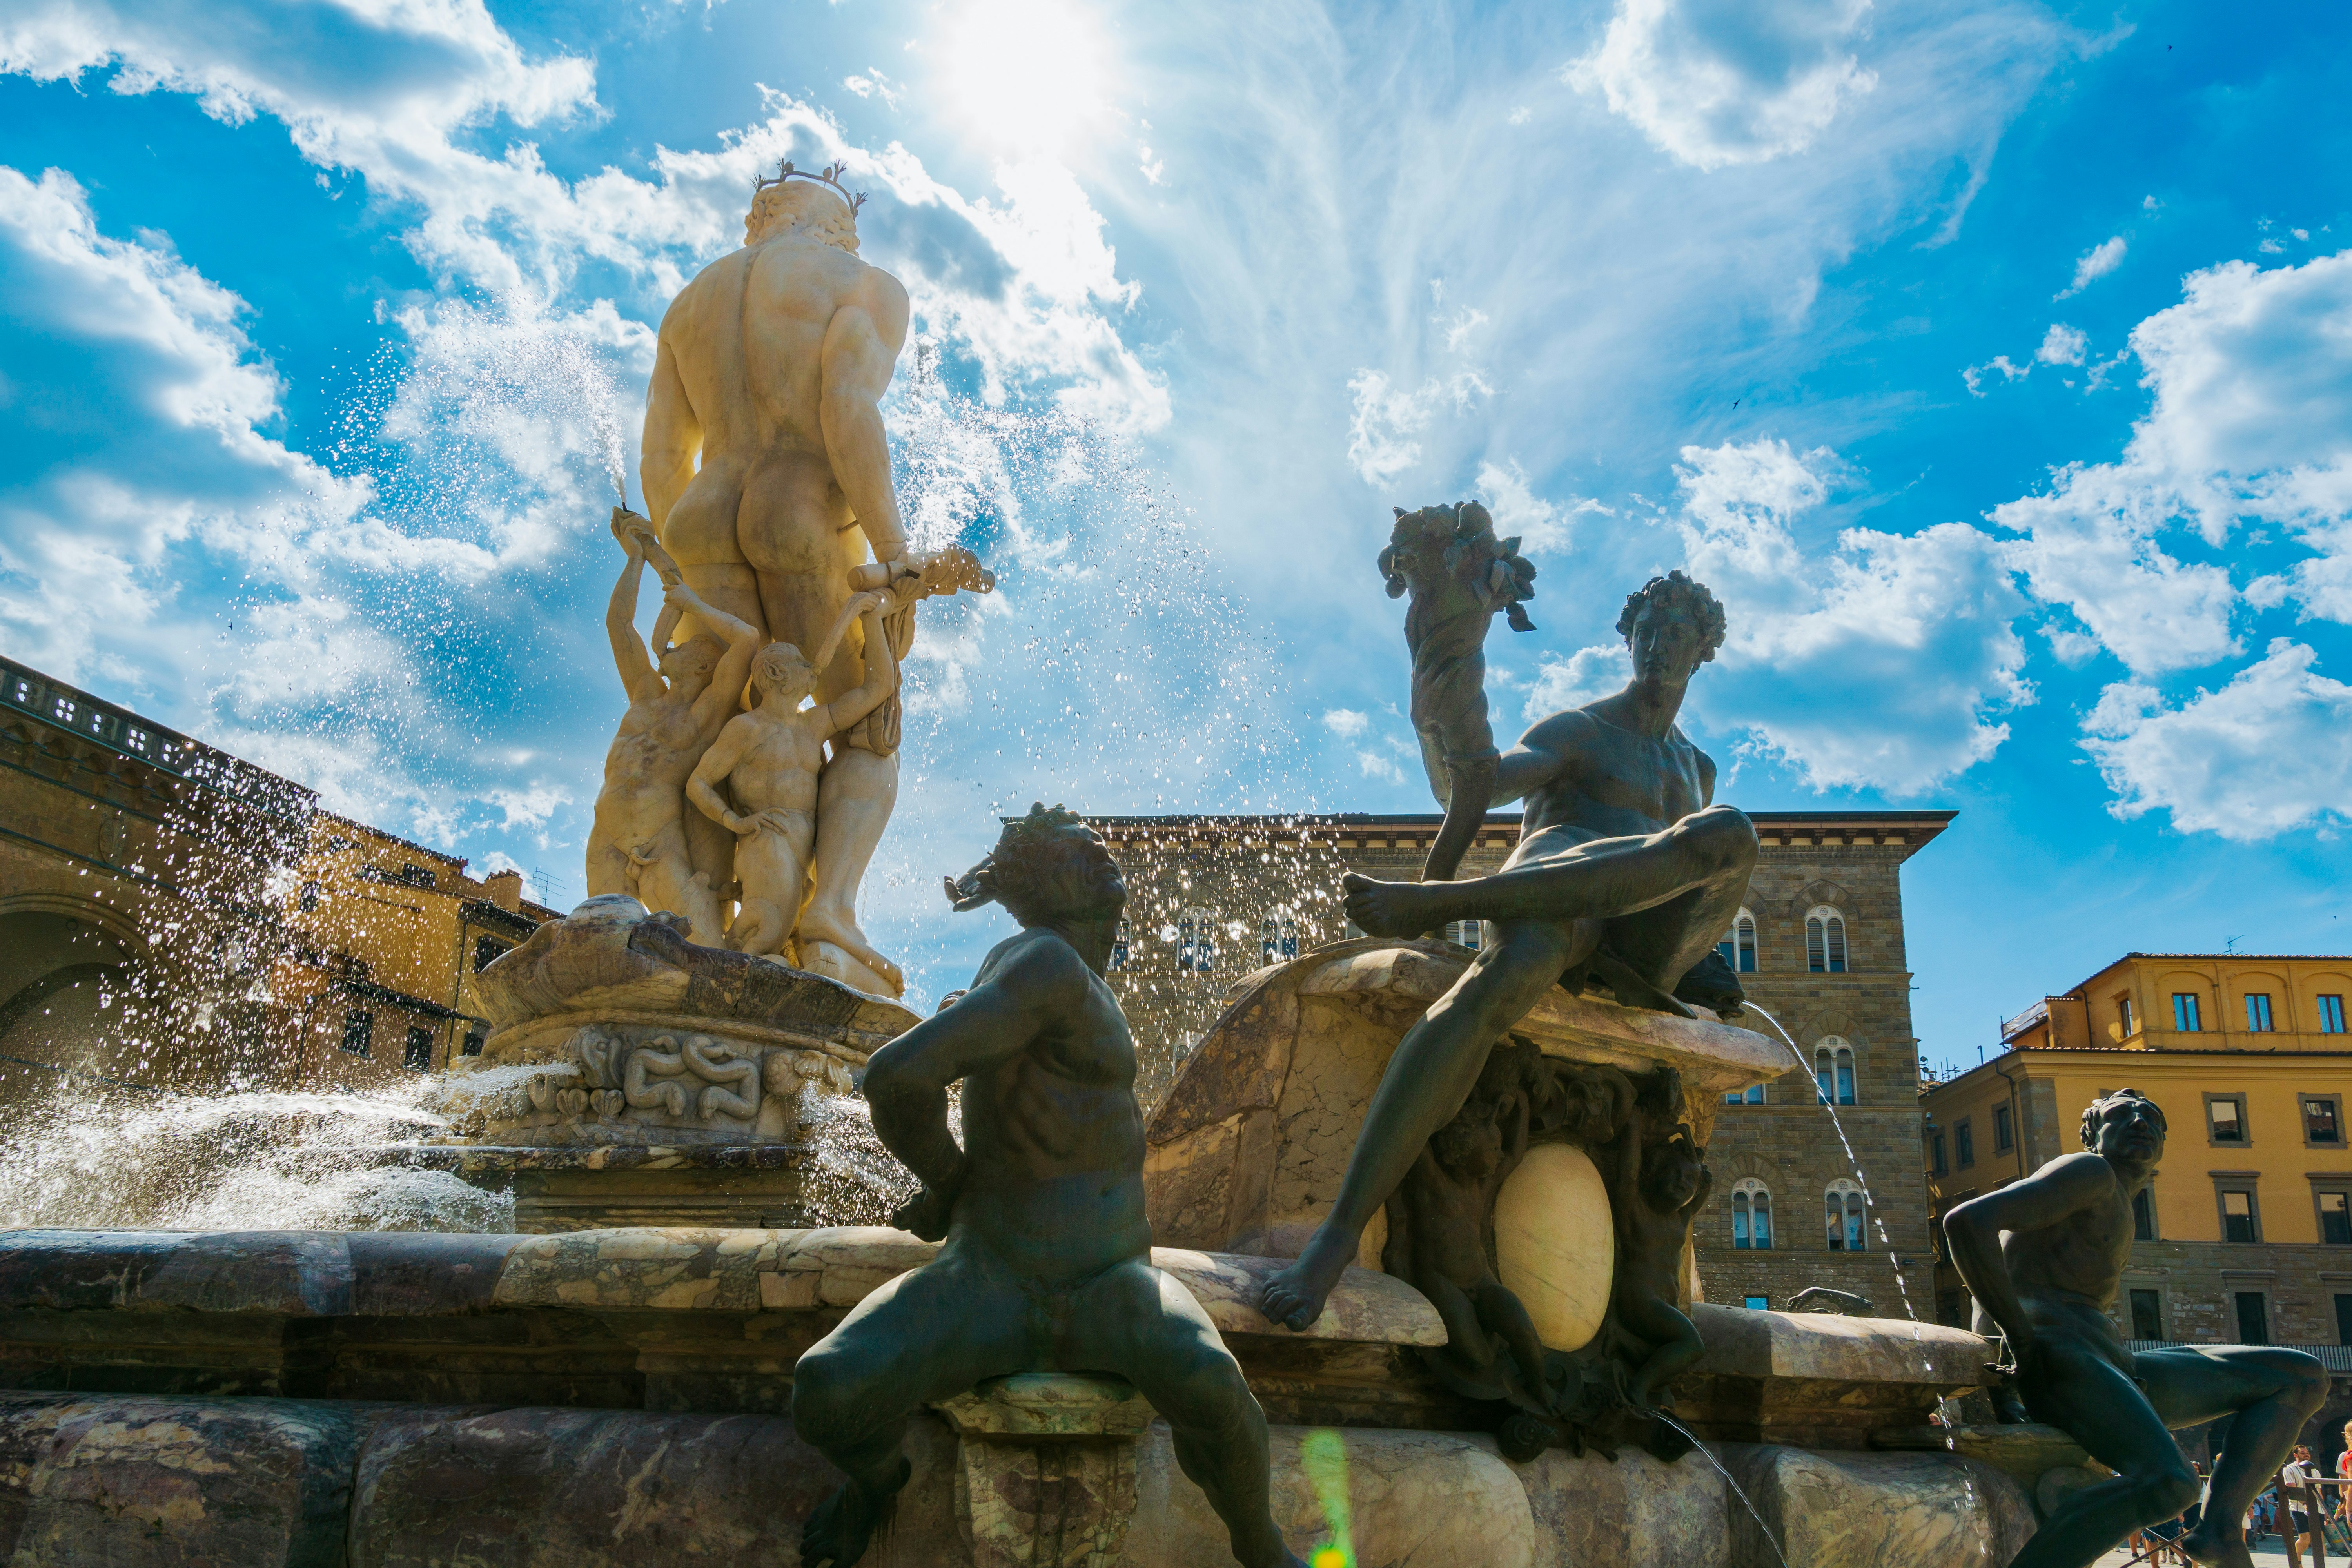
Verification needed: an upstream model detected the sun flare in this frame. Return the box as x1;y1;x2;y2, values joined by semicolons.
931;0;1118;153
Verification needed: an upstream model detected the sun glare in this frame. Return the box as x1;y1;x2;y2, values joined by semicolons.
932;0;1117;153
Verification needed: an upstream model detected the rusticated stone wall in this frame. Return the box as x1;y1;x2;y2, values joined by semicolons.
1700;836;1935;1314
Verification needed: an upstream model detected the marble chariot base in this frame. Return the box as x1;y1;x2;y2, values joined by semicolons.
0;1227;2058;1568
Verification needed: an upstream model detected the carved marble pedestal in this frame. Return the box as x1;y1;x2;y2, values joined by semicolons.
933;1374;1159;1568
417;896;919;1230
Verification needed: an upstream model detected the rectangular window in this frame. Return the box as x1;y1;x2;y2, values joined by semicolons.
2305;1096;2342;1145
2321;995;2347;1034
2245;993;2274;1032
2207;1095;2247;1144
1956;1119;1975;1168
2129;1288;2163;1341
2234;1290;2269;1346
1936;1289;1965;1328
2117;995;2136;1037
1931;1132;1947;1176
2172;993;2202;1032
2220;1187;2259;1243
1744;1295;1768;1310
472;936;508;973
2336;1294;2352;1347
340;1009;374;1056
2320;1190;2352;1246
2133;1187;2157;1241
402;1026;433;1070
1993;1105;2014;1154
461;1029;486;1058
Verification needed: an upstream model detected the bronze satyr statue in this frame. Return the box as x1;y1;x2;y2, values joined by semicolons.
791;805;1304;1568
1379;501;1537;883
1262;570;1755;1332
1945;1088;2327;1568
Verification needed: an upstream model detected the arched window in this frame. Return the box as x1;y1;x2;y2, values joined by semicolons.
1825;1180;1867;1251
1717;909;1758;973
1279;918;1299;960
1806;906;1848;973
1731;1178;1773;1249
1109;921;1129;971
1813;1038;1857;1106
1444;920;1485;949
1722;1082;1766;1106
1177;909;1216;974
1262;918;1281;964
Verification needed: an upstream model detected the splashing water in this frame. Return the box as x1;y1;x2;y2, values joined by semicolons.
1742;1000;1985;1500
1651;1412;1789;1568
0;1080;511;1232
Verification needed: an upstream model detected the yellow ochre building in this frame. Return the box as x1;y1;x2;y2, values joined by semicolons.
1923;951;2352;1354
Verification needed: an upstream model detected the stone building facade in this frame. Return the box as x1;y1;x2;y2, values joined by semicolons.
0;654;555;1101
1091;807;1953;1310
1925;952;2352;1349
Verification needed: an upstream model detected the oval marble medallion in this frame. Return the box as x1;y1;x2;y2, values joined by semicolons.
1491;1142;1613;1352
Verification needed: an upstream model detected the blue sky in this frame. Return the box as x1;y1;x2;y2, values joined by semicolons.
2;0;2348;1067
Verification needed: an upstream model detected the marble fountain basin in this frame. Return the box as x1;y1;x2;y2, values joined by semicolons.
0;1225;2031;1568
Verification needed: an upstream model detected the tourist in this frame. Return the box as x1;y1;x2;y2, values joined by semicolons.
2336;1423;2352;1523
2283;1445;2321;1559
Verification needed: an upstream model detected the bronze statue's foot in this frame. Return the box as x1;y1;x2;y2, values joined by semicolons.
1259;1231;1354;1332
801;1465;902;1568
2178;1522;2257;1568
1342;873;1442;939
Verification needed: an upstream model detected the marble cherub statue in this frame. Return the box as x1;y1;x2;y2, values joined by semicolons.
790;805;1304;1568
684;591;898;984
584;513;762;942
640;158;952;996
1262;570;1755;1333
1379;500;1537;883
1946;1087;2327;1568
796;544;997;995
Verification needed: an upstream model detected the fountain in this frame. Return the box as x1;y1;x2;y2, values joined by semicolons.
0;163;2068;1568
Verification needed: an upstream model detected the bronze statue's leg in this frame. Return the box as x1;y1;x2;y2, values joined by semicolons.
2140;1345;2330;1568
1345;806;1756;943
2004;1343;2214;1568
792;1250;1032;1568
1067;1262;1305;1568
1422;755;1497;886
1597;838;1757;993
1261;918;1588;1332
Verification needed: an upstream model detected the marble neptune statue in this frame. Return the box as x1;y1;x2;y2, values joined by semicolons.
584;158;990;996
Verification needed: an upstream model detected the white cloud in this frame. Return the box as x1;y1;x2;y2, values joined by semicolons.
2056;234;2125;299
1320;708;1370;738
2036;323;2088;365
1997;249;2352;675
1345;368;1492;485
1474;459;1600;556
1524;645;1631;719
1962;354;2029;396
2083;640;2352;840
1670;438;2031;790
1565;0;1879;172
841;68;901;109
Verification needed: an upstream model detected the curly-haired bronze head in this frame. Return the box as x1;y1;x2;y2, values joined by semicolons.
1615;571;1728;664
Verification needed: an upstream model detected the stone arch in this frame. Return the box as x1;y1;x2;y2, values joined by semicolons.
1784;878;1853;915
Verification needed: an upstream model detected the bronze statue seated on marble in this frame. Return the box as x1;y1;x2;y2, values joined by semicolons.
1263;568;1753;1336
791;806;1304;1568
